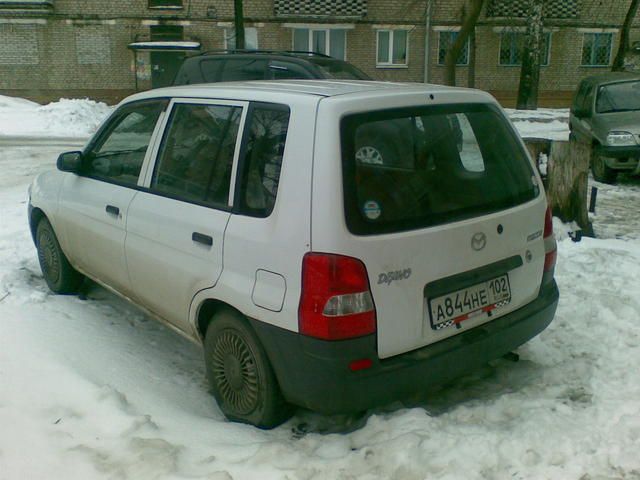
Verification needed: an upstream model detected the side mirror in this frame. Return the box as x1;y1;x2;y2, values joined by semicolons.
56;151;83;173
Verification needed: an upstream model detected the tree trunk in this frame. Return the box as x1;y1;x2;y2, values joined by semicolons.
445;0;485;86
468;25;476;88
233;0;245;50
612;0;640;71
516;0;544;110
546;139;592;234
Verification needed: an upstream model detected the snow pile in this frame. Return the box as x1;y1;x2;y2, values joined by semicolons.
0;95;113;139
506;108;571;141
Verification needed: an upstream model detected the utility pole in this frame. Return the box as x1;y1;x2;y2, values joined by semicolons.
424;0;433;83
234;0;245;49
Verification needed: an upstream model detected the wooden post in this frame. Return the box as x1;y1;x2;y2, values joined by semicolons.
546;139;592;235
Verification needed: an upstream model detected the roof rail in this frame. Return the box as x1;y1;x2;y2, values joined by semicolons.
196;49;332;58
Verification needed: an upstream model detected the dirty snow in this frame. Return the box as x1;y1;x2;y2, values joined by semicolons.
1;98;640;480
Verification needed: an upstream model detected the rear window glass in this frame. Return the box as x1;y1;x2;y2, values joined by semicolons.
341;103;539;235
308;58;370;80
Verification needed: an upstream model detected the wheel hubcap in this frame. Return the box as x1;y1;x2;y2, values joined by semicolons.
38;230;60;283
211;330;259;414
356;145;384;165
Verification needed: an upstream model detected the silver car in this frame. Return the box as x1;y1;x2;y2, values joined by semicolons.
570;72;640;183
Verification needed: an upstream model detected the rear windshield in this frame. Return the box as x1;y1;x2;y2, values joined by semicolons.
596;80;640;113
341;103;539;235
308;58;371;80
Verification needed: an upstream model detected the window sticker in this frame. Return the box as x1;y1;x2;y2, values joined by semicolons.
363;200;382;220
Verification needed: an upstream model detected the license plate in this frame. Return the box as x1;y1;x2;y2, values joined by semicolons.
428;274;511;330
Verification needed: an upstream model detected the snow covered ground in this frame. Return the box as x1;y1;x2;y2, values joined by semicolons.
1;96;640;480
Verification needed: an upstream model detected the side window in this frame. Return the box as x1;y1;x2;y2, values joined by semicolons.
152;103;242;208
219;59;267;81
268;61;313;80
200;59;224;82
84;100;167;186
237;104;291;217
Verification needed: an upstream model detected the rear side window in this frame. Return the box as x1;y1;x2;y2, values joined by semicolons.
199;59;223;82
341;103;539;235
236;104;290;217
151;103;242;208
219;59;267;81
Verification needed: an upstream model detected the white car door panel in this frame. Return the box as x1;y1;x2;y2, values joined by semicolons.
55;100;168;297
125;99;247;332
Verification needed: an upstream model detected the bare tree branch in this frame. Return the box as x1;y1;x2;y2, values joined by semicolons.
612;0;640;71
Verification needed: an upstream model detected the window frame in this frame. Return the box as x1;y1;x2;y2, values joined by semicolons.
80;98;169;189
291;28;348;60
232;101;292;218
437;30;469;66
498;31;551;67
581;32;613;67
376;29;409;68
224;27;259;50
143;97;250;211
148;0;183;9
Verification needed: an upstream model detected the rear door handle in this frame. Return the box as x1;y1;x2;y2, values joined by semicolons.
105;205;120;216
192;232;213;246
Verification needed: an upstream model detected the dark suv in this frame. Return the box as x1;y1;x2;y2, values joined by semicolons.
172;50;371;85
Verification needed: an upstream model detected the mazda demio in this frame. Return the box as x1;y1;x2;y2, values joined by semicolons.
28;81;559;428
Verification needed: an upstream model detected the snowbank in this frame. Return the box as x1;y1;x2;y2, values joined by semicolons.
0;95;113;139
506;108;571;141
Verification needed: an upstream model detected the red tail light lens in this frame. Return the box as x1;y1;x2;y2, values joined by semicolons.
544;206;553;239
543;206;557;276
299;253;376;340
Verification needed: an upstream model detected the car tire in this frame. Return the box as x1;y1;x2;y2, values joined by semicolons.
36;217;84;294
591;146;618;184
203;309;291;429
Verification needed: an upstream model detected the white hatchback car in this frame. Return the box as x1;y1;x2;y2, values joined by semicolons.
29;81;559;428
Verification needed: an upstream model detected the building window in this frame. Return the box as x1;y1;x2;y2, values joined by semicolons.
437;31;469;65
582;33;613;66
0;24;39;65
148;0;183;8
293;28;346;60
499;31;551;66
224;27;259;50
377;29;408;66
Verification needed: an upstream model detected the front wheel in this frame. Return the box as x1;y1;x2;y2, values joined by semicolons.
591;147;618;184
36;217;83;294
203;310;291;429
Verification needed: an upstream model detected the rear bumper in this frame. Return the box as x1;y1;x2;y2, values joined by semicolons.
251;280;559;414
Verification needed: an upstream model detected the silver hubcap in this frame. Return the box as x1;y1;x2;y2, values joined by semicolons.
38;230;60;284
211;330;259;414
356;145;384;165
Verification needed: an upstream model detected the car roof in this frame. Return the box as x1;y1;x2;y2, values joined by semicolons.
580;72;640;87
125;80;491;104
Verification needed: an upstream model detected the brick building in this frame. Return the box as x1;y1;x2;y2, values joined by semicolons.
0;0;637;106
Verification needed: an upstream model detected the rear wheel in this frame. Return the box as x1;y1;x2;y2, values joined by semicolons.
203;309;291;429
36;217;83;294
591;147;618;184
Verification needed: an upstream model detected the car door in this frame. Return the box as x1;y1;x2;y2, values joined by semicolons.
57;99;168;297
125;99;247;332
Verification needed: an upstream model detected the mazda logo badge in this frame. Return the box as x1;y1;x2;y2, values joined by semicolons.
471;232;487;251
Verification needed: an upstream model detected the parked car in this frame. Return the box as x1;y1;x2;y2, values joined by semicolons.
570;72;640;183
172;50;371;85
28;81;559;428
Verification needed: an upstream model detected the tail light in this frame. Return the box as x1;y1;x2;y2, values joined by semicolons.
299;253;376;340
542;206;557;283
